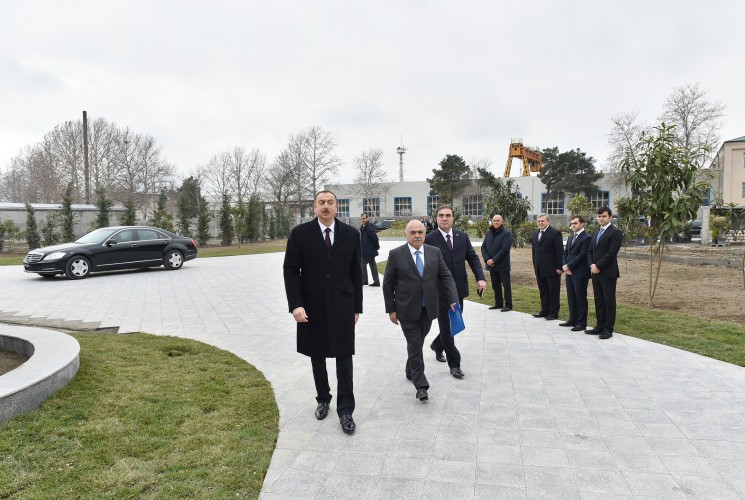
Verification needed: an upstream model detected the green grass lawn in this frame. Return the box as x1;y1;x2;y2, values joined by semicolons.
379;261;745;368
0;333;278;498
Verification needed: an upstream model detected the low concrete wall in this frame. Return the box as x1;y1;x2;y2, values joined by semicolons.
0;325;80;422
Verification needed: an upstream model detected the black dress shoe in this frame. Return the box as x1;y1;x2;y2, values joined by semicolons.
558;322;574;327
500;306;512;312
585;327;603;335
369;283;380;287
315;402;330;420
450;367;464;378
599;331;614;339
532;313;547;318
571;326;586;332
340;414;356;434
488;305;501;310
545;315;557;321
416;388;429;401
430;346;446;363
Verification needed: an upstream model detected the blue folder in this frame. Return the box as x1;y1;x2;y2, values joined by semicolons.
449;303;465;336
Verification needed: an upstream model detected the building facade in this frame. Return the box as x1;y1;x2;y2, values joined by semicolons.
709;136;745;206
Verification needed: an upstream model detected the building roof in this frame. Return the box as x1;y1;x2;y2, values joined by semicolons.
724;135;745;144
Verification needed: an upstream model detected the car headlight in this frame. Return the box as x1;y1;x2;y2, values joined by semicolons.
42;252;67;261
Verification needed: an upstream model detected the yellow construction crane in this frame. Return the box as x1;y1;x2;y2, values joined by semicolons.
503;138;542;177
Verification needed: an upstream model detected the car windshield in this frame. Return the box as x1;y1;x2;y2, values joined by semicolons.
75;228;121;244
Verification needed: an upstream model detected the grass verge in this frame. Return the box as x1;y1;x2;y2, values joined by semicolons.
0;333;278;498
378;261;745;368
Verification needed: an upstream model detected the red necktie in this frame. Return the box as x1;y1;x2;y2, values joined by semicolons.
324;228;331;248
446;234;453;251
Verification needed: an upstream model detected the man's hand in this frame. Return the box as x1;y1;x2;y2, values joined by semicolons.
562;264;569;272
487;259;494;267
354;313;359;324
388;312;398;325
450;303;457;312
566;269;573;276
477;280;487;293
556;268;563;275
292;307;309;323
591;264;600;275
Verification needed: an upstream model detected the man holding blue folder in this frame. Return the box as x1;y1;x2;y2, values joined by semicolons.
383;220;458;402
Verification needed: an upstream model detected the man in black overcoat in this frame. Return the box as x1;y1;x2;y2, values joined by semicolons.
425;205;486;378
283;191;363;434
481;214;513;312
360;213;380;286
531;213;564;320
587;206;623;340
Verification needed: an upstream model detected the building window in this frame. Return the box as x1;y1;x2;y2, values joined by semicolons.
363;197;380;217
742;152;745;168
587;191;610;210
702;188;711;207
427;195;440;215
742;182;745;199
393;197;412;217
337;198;350;218
462;194;483;216
540;192;565;215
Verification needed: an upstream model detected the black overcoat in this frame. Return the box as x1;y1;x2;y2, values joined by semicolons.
283;218;363;358
531;225;564;277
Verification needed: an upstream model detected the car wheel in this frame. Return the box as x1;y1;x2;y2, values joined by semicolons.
164;250;184;270
65;256;91;279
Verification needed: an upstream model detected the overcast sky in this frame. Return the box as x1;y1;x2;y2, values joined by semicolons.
1;0;743;185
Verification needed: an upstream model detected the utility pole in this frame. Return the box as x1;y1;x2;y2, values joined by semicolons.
83;110;90;204
396;137;406;182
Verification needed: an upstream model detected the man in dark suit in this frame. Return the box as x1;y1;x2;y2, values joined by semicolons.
481;214;513;312
283;191;363;434
560;215;591;331
383;220;458;401
531;213;564;320
360;213;380;286
587;206;622;340
425;205;486;378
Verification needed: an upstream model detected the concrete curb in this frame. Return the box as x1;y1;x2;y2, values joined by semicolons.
0;324;80;422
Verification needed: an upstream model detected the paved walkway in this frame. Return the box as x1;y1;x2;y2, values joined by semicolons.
1;241;745;499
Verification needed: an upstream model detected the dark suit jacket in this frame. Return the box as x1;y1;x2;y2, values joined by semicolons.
563;230;591;279
283;218;363;358
588;223;622;279
360;222;379;260
481;227;512;272
425;229;485;300
532;225;563;277
382;243;458;322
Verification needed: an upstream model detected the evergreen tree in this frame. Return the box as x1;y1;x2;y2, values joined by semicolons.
196;196;212;246
61;182;76;241
93;187;114;228
177;190;191;236
427;154;471;206
41;211;59;246
219;194;234;245
151;189;175;232
25;203;41;250
538;147;603;212
247;194;263;241
121;197;137;226
476;168;532;239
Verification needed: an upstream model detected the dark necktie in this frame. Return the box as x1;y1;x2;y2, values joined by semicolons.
446;234;453;251
324;228;331;248
538;230;544;242
568;233;574;249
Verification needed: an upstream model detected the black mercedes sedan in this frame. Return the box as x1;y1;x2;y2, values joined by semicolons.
23;226;198;279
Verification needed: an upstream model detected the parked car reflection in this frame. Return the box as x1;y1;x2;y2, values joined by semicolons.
23;226;198;279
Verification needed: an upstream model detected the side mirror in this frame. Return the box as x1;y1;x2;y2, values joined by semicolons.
106;240;118;247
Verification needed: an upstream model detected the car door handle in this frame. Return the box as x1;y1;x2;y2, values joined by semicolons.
130;244;138;247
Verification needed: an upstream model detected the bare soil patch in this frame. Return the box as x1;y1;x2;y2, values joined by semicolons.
0;349;28;375
510;245;745;326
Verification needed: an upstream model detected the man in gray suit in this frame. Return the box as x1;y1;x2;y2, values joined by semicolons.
383;220;458;401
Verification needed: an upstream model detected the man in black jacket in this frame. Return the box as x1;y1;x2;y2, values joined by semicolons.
425;205;486;378
587;206;623;339
481;214;513;312
283;191;363;434
561;215;591;331
531;214;563;320
360;213;380;286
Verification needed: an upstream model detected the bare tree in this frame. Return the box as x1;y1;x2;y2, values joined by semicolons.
350;148;391;203
202;151;233;199
136;135;175;219
285;132;312;216
660;82;726;169
300;125;342;198
606;112;647;190
264;152;295;207
229;146;266;204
